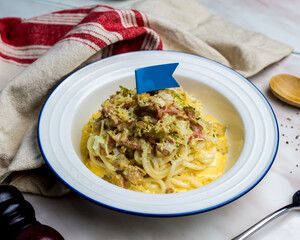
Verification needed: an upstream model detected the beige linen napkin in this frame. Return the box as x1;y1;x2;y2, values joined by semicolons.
0;0;292;196
130;0;293;77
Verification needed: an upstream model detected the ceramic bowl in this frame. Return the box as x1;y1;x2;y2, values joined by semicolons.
38;51;278;216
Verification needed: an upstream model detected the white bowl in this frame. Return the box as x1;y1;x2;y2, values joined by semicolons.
38;51;278;216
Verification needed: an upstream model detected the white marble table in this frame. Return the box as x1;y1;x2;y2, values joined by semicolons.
0;1;299;239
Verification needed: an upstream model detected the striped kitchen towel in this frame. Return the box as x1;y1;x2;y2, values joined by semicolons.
0;0;292;196
0;5;162;81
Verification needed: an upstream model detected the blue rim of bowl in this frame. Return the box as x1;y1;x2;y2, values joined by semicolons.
37;50;279;217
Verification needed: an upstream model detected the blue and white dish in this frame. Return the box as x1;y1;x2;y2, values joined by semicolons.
38;51;278;216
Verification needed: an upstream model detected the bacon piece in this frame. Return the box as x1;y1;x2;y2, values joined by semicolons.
121;138;142;150
156;105;165;119
148;137;156;144
110;133;142;150
107;136;115;145
102;106;121;126
165;187;174;193
184;106;195;120
123;177;128;189
190;121;205;140
156;104;185;120
165;106;182;115
123;165;144;184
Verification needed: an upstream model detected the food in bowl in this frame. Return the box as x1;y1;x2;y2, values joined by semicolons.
81;86;229;193
38;51;278;215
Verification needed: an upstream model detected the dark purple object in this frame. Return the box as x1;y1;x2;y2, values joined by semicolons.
0;185;64;240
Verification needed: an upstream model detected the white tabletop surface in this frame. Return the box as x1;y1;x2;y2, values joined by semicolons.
0;0;300;239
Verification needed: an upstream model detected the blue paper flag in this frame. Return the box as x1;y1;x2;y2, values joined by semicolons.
135;63;180;94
